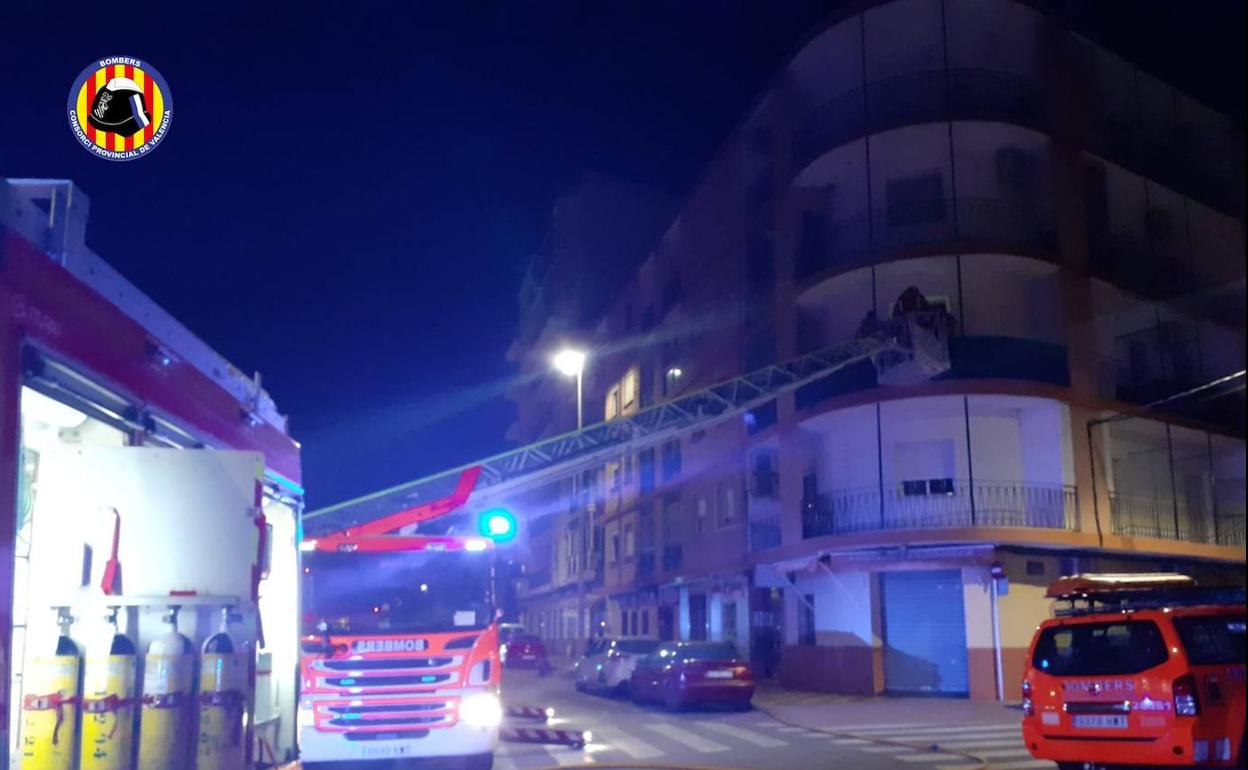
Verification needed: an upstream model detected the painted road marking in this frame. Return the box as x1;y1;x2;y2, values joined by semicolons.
850;724;1018;735
644;722;730;753
697;720;788;748
891;730;1021;743
591;726;665;759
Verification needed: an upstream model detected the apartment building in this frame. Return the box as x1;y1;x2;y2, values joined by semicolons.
507;0;1246;698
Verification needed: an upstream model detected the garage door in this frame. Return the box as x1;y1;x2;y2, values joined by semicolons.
881;570;968;695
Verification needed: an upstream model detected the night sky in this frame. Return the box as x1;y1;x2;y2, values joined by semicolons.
2;1;1242;509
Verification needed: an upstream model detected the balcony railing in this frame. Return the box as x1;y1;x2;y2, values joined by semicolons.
1109;493;1245;547
801;481;1077;538
795;197;1058;284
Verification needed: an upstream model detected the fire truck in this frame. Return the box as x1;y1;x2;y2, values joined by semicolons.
1;179;303;769
295;467;505;770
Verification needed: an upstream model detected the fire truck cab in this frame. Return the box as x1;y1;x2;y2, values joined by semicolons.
1022;573;1246;770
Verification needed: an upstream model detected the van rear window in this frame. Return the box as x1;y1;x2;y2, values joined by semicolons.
1032;621;1168;676
1174;615;1246;665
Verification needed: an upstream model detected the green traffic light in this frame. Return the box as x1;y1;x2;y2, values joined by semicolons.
479;508;517;542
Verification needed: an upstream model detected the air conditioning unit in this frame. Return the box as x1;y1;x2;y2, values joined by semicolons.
995;147;1035;190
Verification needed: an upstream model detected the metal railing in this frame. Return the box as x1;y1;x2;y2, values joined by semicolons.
801;481;1077;538
1109;493;1245;547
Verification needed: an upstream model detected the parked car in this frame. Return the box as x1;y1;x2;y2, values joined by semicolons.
502;633;552;675
1022;574;1245;770
573;637;609;682
574;637;660;695
630;641;754;711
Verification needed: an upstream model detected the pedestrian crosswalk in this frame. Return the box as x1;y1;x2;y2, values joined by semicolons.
492;715;1054;770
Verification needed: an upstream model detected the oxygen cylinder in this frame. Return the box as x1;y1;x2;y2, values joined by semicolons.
78;610;137;770
20;610;80;770
136;607;194;770
196;609;246;770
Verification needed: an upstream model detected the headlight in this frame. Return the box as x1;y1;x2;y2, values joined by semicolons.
499;643;508;661
297;705;316;729
460;692;503;728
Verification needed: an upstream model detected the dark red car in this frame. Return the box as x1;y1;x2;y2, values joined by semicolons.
502;633;552;675
630;641;754;710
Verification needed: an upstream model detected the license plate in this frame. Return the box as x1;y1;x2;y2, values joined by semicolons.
522;655;536;660
705;670;733;679
1072;715;1127;729
361;744;411;757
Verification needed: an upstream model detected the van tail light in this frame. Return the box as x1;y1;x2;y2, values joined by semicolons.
1174;674;1200;717
1021;680;1034;717
607;650;621;660
732;666;752;680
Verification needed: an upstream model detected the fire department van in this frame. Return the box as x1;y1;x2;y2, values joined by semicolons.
1022;574;1246;770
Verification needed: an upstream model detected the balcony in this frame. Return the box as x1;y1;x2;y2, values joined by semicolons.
794;198;1058;285
801;481;1077;538
790;67;1234;216
793;69;1045;172
1109;494;1246;547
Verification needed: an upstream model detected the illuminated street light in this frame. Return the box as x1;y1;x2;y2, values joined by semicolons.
552;348;587;430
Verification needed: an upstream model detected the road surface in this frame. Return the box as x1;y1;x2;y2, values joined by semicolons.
497;668;1053;770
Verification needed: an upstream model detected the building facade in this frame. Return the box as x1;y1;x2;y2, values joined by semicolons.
507;0;1246;698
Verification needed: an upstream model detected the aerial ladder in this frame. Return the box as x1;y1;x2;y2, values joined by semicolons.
303;310;953;535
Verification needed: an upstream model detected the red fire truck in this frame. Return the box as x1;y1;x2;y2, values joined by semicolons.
297;468;505;769
1;179;303;768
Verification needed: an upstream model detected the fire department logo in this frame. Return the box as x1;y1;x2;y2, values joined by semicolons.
67;56;172;161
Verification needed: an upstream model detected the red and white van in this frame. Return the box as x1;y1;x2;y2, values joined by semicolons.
1022;574;1245;769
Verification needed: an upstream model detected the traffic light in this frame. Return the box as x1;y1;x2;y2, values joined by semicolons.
478;508;518;543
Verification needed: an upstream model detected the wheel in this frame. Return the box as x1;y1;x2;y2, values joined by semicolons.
538;660;552;677
733;698;753;712
462;752;494;770
1055;764;1082;770
574;679;587;693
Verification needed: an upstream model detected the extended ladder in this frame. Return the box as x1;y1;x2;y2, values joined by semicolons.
303;312;951;535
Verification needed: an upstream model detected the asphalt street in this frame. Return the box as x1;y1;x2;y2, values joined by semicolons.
495;669;1051;770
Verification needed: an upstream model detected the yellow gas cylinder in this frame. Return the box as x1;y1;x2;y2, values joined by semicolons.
136;607;194;770
78;611;137;770
20;610;81;770
196;610;246;770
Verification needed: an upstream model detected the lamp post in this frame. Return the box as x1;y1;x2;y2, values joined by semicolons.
552;348;588;655
552;349;586;430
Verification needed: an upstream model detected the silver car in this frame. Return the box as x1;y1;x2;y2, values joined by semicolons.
573;637;660;695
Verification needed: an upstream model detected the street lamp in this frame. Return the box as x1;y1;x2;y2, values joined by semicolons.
552;348;586;430
552;347;588;656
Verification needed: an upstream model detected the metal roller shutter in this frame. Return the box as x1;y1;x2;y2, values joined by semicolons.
881;569;969;695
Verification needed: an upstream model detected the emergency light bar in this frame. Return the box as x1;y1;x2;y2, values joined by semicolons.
1047;574;1245;618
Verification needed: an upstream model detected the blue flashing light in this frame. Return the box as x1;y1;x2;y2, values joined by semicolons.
478;508;517;543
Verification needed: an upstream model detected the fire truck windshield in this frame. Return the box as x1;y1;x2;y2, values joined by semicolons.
302;548;493;634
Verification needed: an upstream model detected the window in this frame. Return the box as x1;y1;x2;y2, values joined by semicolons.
610;531;620;564
623;454;633;484
798;596;816;646
695;497;708;534
717;484;738;528
1031;621;1168;676
886;172;945;226
624;524;635;558
662;440;682;480
639;449;656;493
622;367;639;410
1025;560;1045;577
799;210;826;262
605;385;622;421
751;451;778;497
1174;615;1246;665
662;496;683;543
641;610;650;636
639;508;655;550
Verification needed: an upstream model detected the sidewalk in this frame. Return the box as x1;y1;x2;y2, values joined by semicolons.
753;679;1022;731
